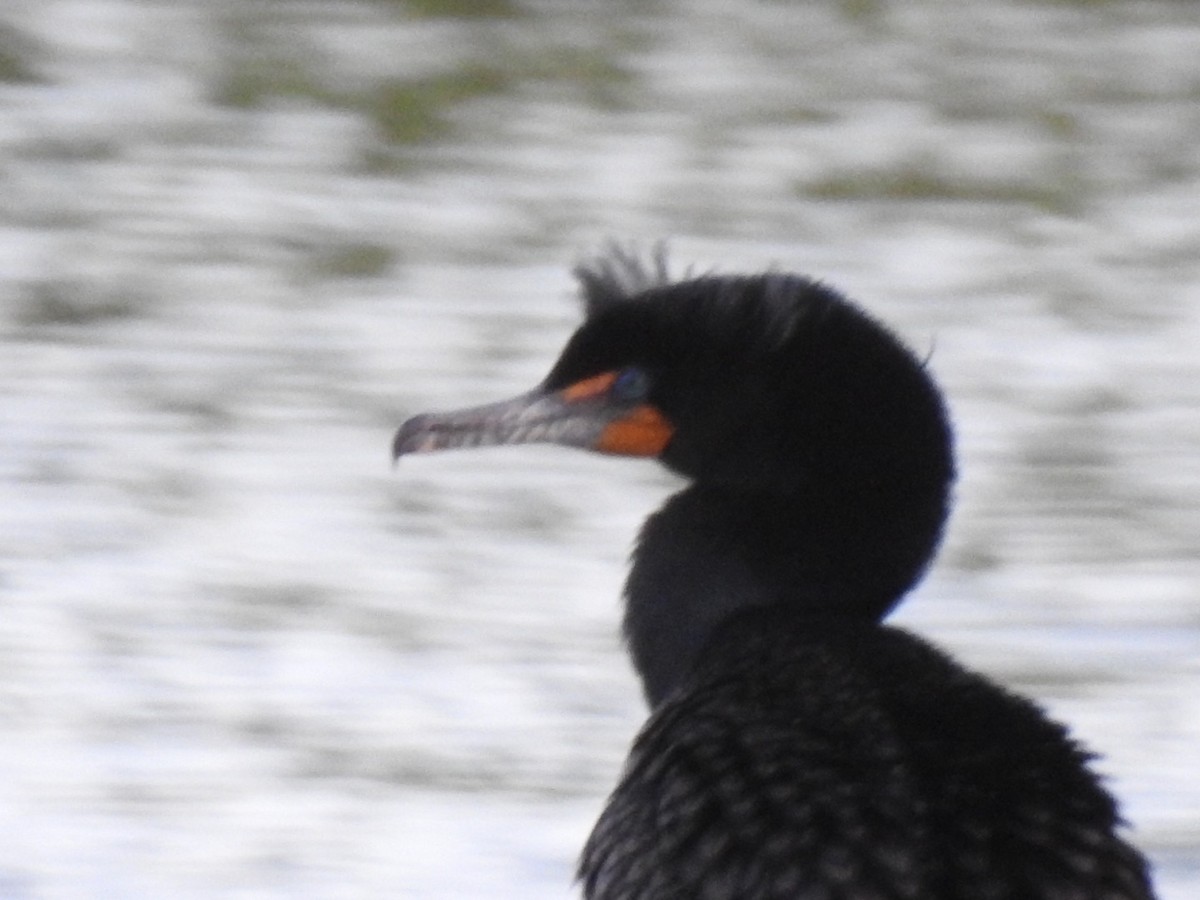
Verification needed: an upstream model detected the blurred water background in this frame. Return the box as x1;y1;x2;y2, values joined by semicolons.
0;0;1197;897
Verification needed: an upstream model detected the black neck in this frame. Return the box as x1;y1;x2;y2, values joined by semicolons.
623;471;949;707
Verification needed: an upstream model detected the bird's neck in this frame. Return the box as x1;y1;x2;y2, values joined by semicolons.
622;479;947;708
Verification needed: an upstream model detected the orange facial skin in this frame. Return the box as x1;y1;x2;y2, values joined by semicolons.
559;371;674;457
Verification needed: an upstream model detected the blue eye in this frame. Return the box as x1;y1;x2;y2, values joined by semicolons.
612;367;651;401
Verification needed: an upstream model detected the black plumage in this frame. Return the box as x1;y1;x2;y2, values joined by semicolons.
393;248;1156;900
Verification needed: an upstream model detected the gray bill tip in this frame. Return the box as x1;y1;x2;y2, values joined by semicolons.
392;413;440;460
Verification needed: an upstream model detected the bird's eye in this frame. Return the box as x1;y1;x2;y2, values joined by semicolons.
611;367;651;402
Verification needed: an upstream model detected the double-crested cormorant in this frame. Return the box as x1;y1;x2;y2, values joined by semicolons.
393;248;1156;900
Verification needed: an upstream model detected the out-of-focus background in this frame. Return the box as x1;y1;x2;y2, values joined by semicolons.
0;1;1197;897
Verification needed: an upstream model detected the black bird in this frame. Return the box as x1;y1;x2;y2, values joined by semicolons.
393;248;1156;900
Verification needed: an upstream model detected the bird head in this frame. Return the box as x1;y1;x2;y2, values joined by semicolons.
395;250;953;522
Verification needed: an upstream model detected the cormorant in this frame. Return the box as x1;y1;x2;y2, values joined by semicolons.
393;247;1156;900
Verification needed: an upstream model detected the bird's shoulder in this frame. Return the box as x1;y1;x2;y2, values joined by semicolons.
581;619;927;900
579;612;1155;900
